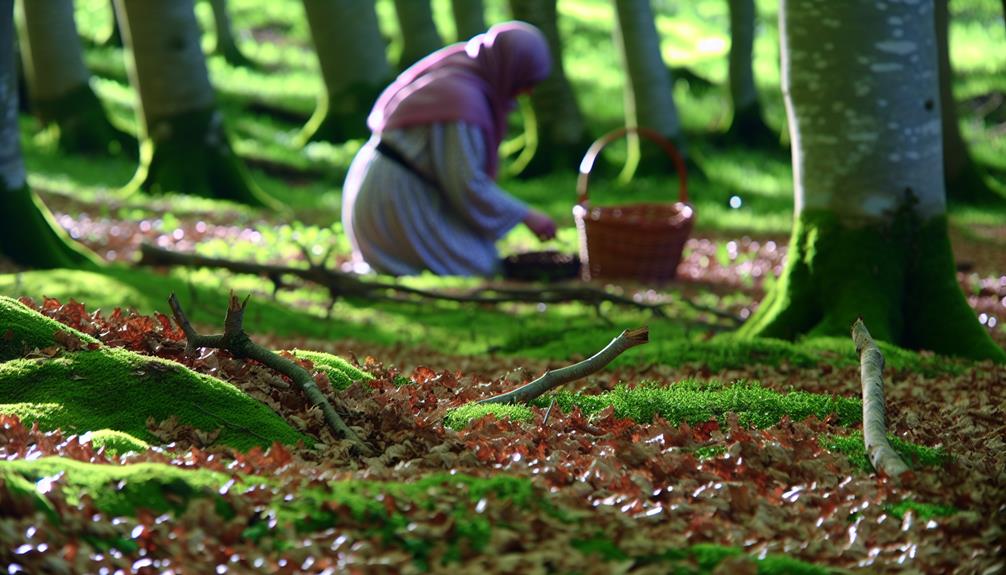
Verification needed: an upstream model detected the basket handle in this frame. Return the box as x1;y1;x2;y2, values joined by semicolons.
576;126;689;205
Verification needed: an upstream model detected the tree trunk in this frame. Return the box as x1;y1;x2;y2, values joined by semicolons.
208;0;253;67
740;0;1003;362
392;0;443;70
934;0;1000;204
451;0;487;41
104;0;122;47
0;0;98;269
114;0;275;208
14;0;135;156
299;0;392;144
612;0;682;176
724;0;775;147
508;0;592;176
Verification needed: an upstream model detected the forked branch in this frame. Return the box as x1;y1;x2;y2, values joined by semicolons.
168;293;374;456
478;327;650;405
852;319;909;478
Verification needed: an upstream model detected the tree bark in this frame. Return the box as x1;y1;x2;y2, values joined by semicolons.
207;0;253;67
740;0;1004;362
392;0;443;70
114;0;276;208
934;0;1000;204
508;0;592;176
612;0;682;176
14;0;135;156
0;0;98;270
299;0;392;144
451;0;487;41
724;0;775;147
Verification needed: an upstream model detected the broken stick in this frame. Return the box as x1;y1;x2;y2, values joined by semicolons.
168;293;374;456
852;319;909;478
478;327;649;405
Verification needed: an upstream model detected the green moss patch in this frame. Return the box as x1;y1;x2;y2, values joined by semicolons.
444;403;536;431
82;429;150;455
0;296;99;361
289;349;371;390
886;499;958;520
0;347;308;451
819;432;948;472
574;539;829;574
0;457;228;518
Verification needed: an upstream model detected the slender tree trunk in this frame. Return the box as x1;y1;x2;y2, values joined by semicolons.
0;0;98;269
114;0;275;208
934;0;1000;204
613;0;682;175
724;0;775;147
451;0;487;41
208;0;253;67
14;0;135;156
104;0;122;47
299;0;392;144
392;0;443;70
740;0;1003;362
508;0;592;176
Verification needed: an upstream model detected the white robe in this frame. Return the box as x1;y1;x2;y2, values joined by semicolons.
342;122;528;276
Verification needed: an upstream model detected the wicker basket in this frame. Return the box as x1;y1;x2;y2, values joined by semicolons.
573;126;694;283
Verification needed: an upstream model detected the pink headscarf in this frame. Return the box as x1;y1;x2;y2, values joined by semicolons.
368;21;551;178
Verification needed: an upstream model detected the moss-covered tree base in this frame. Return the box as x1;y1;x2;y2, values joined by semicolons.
297;83;385;145
0;296;308;450
33;83;137;157
128;107;280;209
723;104;778;149
739;211;1005;362
0;184;101;270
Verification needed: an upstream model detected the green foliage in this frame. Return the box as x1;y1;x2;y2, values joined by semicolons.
289;349;371;391
819;432;948;472
444;403;536;430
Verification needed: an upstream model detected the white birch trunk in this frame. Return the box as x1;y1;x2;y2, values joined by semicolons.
0;0;26;190
14;0;90;102
781;0;945;221
392;0;443;69
115;0;215;127
613;0;679;141
302;0;390;102
728;0;758;113
451;0;487;41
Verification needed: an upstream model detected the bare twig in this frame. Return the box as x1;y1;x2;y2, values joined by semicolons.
479;327;650;405
138;243;741;323
541;398;557;425
168;292;374;456
852;319;909;478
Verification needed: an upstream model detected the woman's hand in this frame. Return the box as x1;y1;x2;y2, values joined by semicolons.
523;209;557;241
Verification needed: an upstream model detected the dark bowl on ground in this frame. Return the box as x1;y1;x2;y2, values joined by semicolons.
501;250;581;283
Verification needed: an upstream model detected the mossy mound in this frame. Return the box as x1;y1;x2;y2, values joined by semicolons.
446;381;862;430
0;457;227;518
820;431;948;471
444;403;537;431
0;296;99;361
0;296;308;451
576;539;829;574
289;349;371;391
0;348;308;451
82;429;150;455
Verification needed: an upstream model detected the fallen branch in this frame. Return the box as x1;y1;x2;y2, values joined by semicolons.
139;243;742;324
478;327;649;405
851;319;909;478
168;292;374;456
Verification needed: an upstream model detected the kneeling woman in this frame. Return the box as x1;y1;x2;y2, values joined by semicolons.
342;21;557;276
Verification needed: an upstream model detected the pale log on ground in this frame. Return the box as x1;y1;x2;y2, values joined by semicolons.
478;327;649;405
852;319;909;478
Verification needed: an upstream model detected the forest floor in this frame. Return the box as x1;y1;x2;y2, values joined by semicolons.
2;0;1005;573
